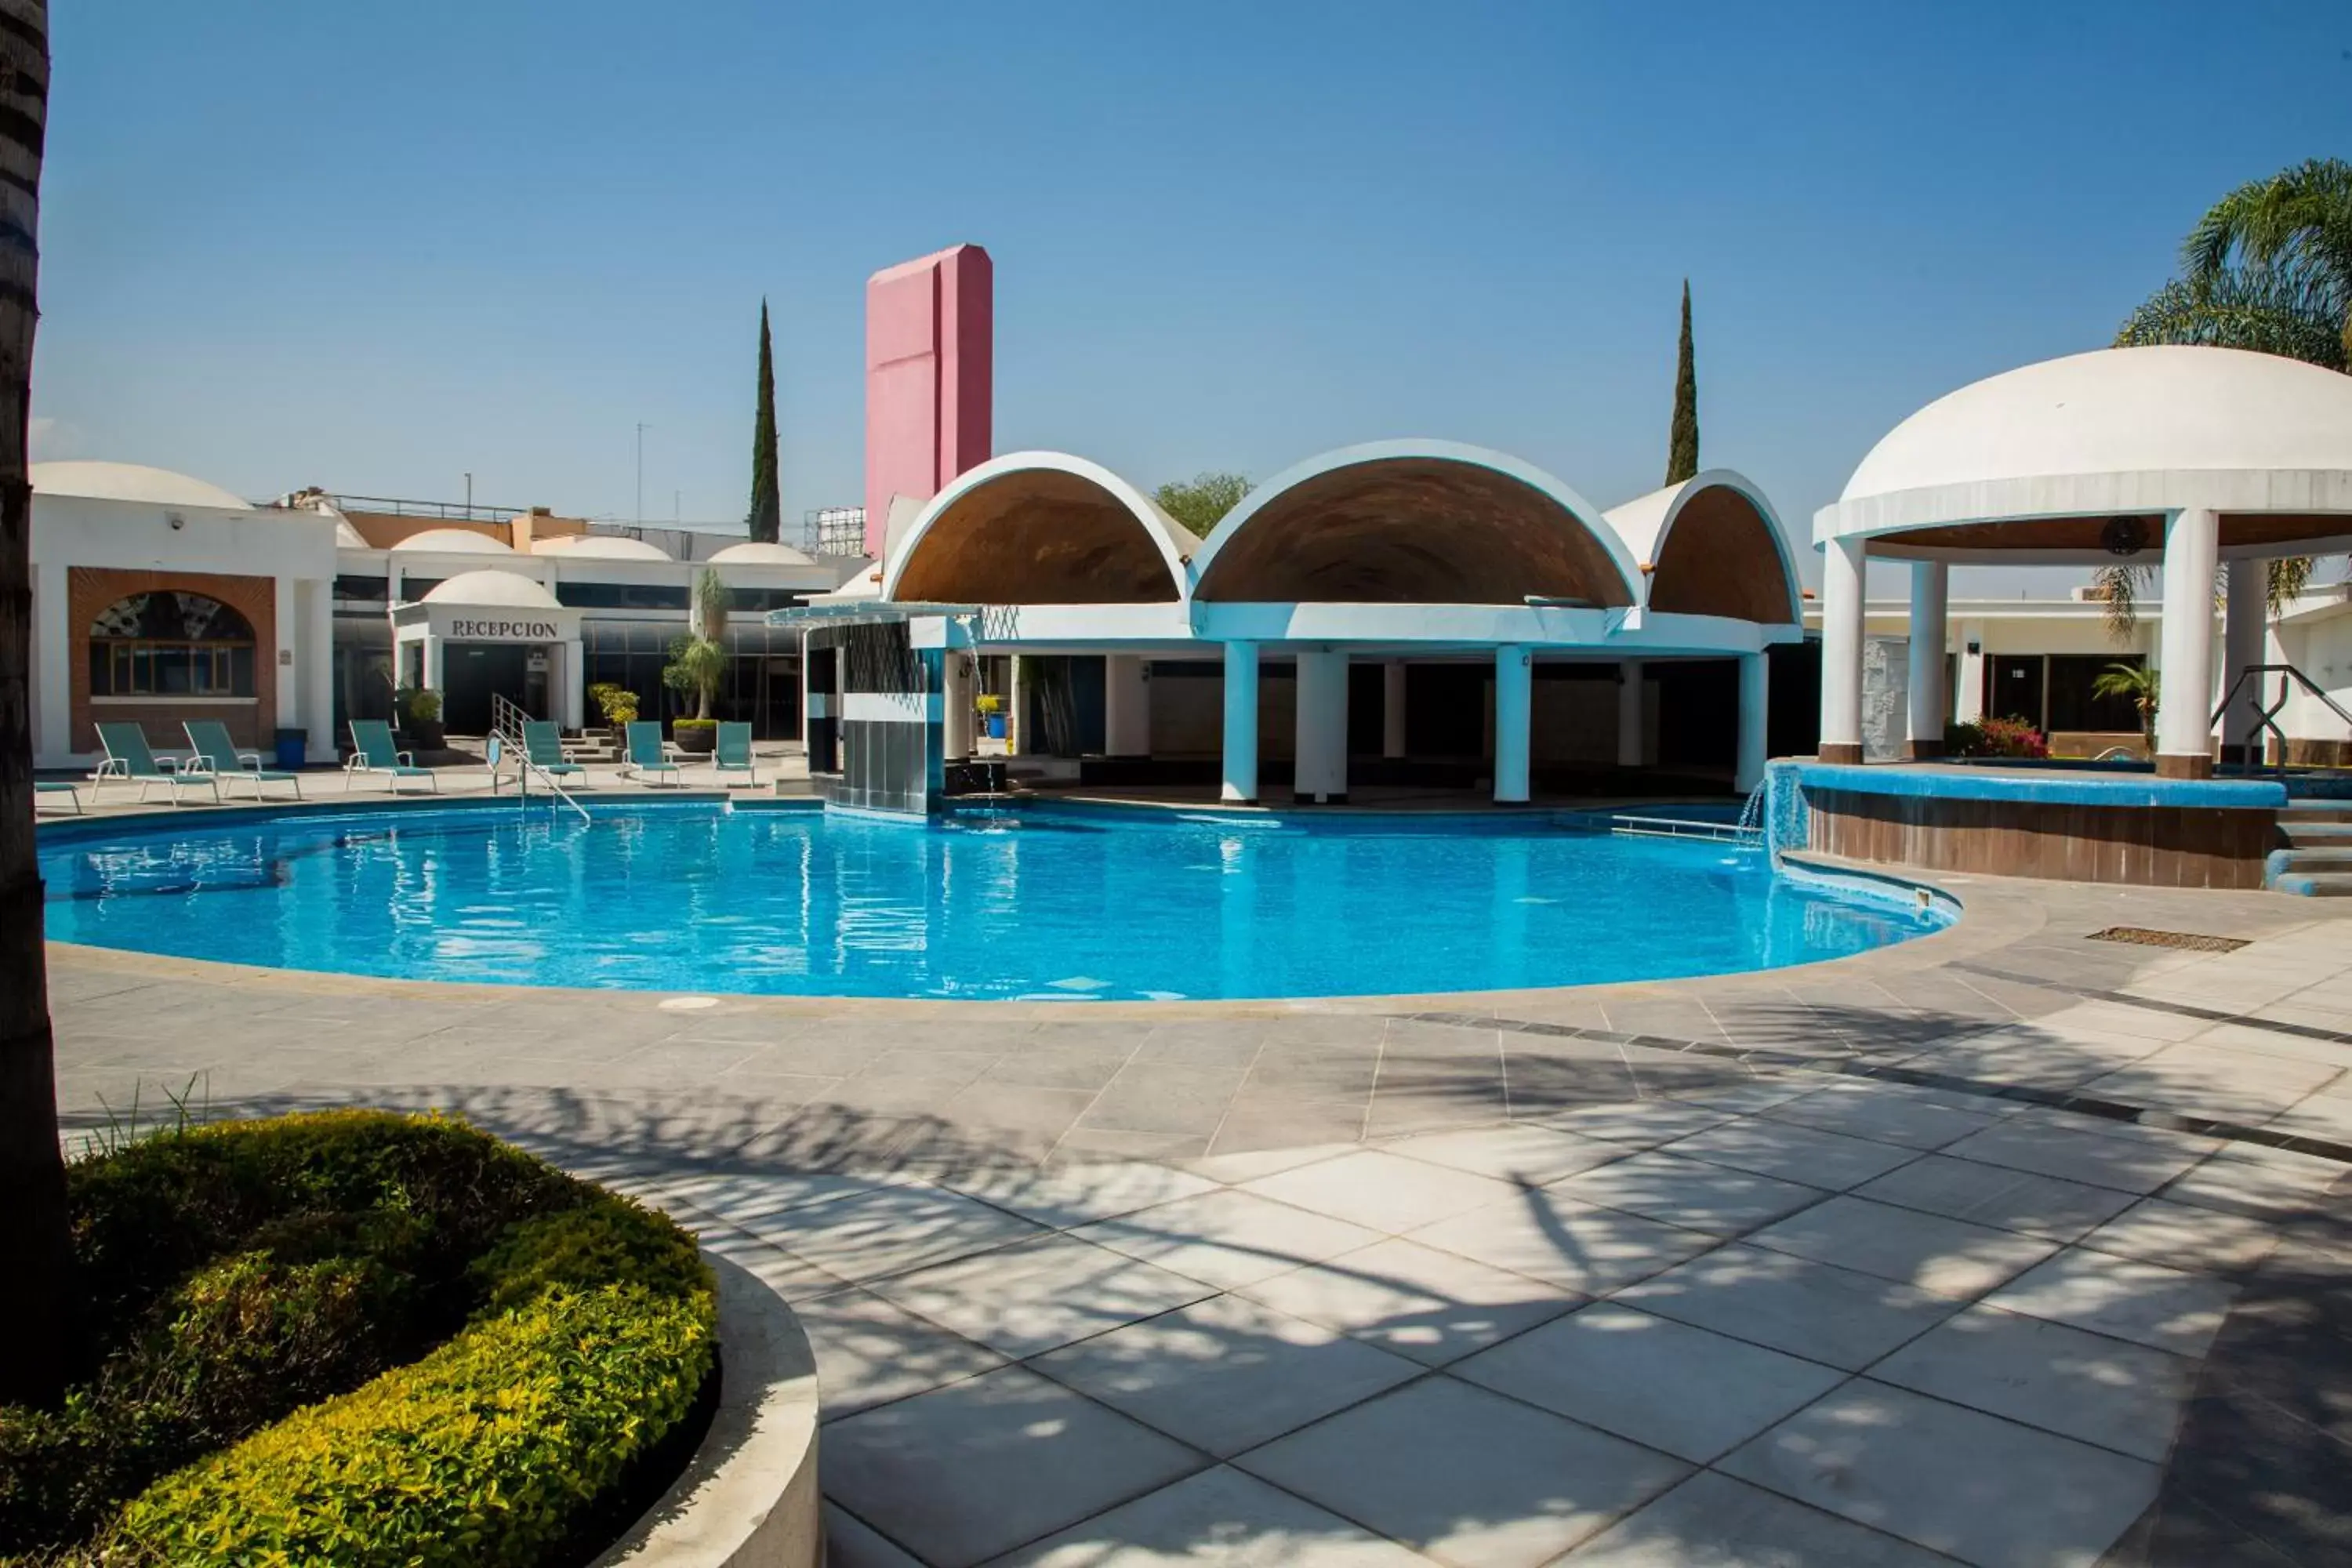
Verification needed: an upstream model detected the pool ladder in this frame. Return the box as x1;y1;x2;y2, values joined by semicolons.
488;694;590;825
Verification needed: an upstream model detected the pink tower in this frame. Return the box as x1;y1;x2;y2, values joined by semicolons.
864;244;993;558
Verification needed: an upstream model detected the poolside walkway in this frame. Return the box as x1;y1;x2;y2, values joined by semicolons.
38;795;2352;1566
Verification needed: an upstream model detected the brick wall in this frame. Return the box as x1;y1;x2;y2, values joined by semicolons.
68;567;278;753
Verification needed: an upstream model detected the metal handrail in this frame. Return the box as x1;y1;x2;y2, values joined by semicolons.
2210;662;2352;776
487;693;589;823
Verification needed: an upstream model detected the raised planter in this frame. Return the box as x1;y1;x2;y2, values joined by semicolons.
671;723;718;757
593;1253;823;1568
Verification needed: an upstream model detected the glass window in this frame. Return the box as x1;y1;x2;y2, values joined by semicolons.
86;591;258;698
554;582;691;610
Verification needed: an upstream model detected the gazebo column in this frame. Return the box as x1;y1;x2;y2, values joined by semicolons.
2220;558;2266;767
1906;561;1949;759
559;637;585;729
1494;644;1532;804
942;652;975;760
1007;655;1027;756
1381;661;1407;759
1293;648;1348;804
1616;660;1645;768
1103;653;1150;757
1736;652;1769;794
2155;507;2220;779
1819;535;1867;764
1221;641;1259;804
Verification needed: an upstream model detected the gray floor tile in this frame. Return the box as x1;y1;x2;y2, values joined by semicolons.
1852;1153;2140;1243
2075;1196;2280;1275
1871;1304;2195;1462
1982;1247;2238;1357
1235;1236;1582;1366
795;1287;1007;1419
1548;1151;1831;1238
1242;1149;1522;1234
2158;1144;2350;1221
1406;1189;1720;1294
868;1233;1216;1358
822;1364;1207;1568
1760;1080;2005;1151
704;1180;1048;1283
935;1161;1223;1230
1939;1117;2216;1196
1030;1294;1421;1458
1451;1303;1845;1464
1741;1195;2060;1300
1719;1380;2158;1566
1562;1471;1958;1566
987;1465;1438;1566
1537;1101;1737;1147
1660;1119;1922;1190
1385;1123;1631;1184
1237;1377;1690;1567
825;1503;928;1568
1076;1189;1387;1292
1614;1243;1958;1370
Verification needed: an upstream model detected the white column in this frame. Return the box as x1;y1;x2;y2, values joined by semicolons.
273;575;298;746
1494;644;1532;804
1737;651;1769;793
1221;641;1259;804
942;652;975;760
1616;659;1645;768
1954;619;1986;724
421;633;445;691
2220;557;2265;766
1905;561;1949;759
1820;535;1867;763
34;559;69;765
1381;661;1406;759
1007;655;1028;756
561;637;586;728
1293;648;1349;804
302;579;335;761
2155;507;2220;777
1104;653;1150;757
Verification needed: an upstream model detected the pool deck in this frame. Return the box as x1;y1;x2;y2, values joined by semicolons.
37;774;2352;1567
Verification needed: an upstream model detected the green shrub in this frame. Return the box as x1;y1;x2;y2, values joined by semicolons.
1;1112;714;1568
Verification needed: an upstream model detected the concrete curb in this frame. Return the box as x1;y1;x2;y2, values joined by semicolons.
594;1253;825;1568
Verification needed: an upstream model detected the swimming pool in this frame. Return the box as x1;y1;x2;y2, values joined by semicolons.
39;802;1949;1001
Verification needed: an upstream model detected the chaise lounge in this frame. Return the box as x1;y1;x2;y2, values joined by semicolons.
93;721;220;806
345;719;438;793
184;719;303;800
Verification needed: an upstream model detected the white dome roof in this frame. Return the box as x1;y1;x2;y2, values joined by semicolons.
1843;347;2352;503
531;533;672;561
419;569;561;609
391;528;514;554
708;539;816;565
32;461;252;510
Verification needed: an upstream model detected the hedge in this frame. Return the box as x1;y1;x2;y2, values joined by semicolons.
0;1111;714;1568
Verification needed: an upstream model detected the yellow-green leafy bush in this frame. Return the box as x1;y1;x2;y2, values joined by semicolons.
0;1111;713;1567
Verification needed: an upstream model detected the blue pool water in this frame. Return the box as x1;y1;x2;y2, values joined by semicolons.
39;803;1947;1001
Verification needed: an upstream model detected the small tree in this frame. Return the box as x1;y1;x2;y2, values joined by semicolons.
662;567;729;721
746;300;781;545
2091;662;2161;752
1665;279;1699;485
1154;473;1249;538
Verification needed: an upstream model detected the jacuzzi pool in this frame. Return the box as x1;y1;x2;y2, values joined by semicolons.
39;800;1949;1001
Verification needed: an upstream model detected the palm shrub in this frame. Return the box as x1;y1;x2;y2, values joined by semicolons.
2089;662;2161;752
662;567;730;728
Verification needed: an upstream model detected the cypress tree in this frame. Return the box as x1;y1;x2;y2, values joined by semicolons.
747;299;782;544
1665;279;1699;486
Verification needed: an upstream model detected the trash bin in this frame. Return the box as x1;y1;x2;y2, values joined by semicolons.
274;728;308;771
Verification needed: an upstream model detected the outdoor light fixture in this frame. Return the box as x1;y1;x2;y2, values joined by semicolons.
2101;516;2147;556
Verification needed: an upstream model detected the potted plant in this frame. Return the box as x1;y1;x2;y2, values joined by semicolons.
394;685;445;751
662;567;728;755
586;681;639;730
976;692;1005;741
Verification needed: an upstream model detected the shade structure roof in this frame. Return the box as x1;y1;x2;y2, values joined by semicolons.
392;528;515;555
33;461;254;511
419;569;561;609
1818;346;2352;564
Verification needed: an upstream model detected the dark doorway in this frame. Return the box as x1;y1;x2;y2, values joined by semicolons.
1654;659;1739;769
1406;663;1489;758
1984;655;2043;728
441;643;537;733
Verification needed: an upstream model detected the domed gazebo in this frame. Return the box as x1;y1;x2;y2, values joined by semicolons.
1817;346;2352;776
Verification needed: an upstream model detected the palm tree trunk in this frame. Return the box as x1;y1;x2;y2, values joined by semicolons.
0;0;64;1410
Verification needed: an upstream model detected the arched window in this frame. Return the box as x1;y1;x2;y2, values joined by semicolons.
87;591;257;698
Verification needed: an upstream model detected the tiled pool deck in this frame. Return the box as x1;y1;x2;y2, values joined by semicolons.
39;776;2352;1566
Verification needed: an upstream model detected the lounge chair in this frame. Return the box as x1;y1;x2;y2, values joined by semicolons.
344;719;438;793
93;721;219;805
34;780;81;815
621;721;682;787
521;720;590;787
184;719;302;800
712;721;759;787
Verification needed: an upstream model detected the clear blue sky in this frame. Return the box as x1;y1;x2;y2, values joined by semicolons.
34;2;2352;586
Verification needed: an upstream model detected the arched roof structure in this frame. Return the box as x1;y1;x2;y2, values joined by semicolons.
1189;441;1639;607
420;569;562;609
709;540;818;566
883;452;1195;604
531;534;672;561
1605;470;1801;625
33;461;253;511
1819;346;2352;562
392;528;514;555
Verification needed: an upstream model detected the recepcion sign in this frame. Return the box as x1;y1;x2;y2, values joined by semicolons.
447;619;560;641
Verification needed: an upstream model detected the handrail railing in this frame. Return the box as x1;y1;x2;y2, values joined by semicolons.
2211;662;2352;776
487;693;589;823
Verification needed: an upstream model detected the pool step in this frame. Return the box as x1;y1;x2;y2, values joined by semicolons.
2272;872;2352;897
